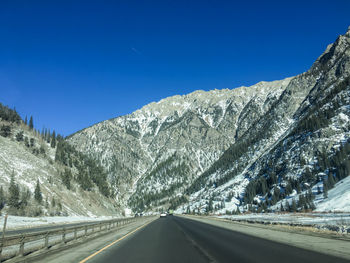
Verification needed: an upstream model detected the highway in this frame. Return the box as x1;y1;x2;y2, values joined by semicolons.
81;216;349;263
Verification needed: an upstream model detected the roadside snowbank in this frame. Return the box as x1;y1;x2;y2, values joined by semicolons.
218;212;350;226
217;212;350;234
0;215;119;231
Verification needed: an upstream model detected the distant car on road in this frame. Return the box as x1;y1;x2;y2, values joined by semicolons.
160;213;167;218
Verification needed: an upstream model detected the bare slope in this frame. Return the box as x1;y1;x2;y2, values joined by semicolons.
0;120;119;216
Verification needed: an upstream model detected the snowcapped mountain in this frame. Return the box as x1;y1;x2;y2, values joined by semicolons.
68;27;350;213
67;77;292;208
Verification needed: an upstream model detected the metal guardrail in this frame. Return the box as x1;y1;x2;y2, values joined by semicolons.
0;216;143;262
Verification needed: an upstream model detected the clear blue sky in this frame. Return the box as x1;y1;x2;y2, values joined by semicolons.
1;0;349;136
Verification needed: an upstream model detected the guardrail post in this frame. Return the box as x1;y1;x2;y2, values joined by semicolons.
19;234;25;256
74;227;77;240
108;222;111;231
45;232;49;249
85;225;87;238
99;223;102;232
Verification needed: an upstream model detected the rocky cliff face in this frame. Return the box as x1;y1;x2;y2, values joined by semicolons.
183;27;350;213
68;77;292;208
68;27;350;213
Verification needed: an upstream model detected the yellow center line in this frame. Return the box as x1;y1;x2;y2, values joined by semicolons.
79;220;153;263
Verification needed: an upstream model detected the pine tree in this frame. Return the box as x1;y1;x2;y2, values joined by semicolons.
34;179;43;204
306;188;313;201
309;201;316;210
285;201;290;212
0;125;11;137
298;195;305;209
8;172;20;209
304;167;313;183
20;187;31;208
24;137;29;147
236;206;241;214
317;185;321;194
24;116;28;126
296;183;301;194
15;131;24;142
291;198;297;212
323;182;328;198
270;172;277;185
58;201;62;211
46;129;51;143
208;198;213;212
328;173;335;188
285;182;292;195
30;138;35;147
51;130;56;148
51;196;56;208
61;169;72;190
45;196;49;209
0;186;5;210
29;116;34;130
221;200;225;209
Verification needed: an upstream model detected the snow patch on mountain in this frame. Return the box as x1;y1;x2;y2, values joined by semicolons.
315;176;350;212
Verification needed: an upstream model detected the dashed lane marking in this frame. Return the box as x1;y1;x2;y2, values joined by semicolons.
79;220;153;263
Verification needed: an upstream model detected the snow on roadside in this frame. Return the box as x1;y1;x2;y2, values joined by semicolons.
0;215;121;231
217;213;350;227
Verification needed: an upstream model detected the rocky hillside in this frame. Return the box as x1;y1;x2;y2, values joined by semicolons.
68;77;292;209
0;105;120;217
183;27;350;214
68;27;350;214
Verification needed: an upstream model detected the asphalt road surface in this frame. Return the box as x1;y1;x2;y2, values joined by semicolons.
84;216;350;263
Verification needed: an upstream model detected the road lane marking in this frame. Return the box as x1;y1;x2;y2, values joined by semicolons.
79;220;153;263
173;218;217;263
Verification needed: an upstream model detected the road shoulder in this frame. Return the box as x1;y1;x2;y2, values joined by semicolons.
30;216;157;263
179;215;350;261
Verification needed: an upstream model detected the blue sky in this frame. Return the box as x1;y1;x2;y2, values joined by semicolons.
1;0;349;136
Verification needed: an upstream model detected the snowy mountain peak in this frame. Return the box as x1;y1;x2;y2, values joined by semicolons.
346;26;350;36
126;77;293;122
68;27;350;214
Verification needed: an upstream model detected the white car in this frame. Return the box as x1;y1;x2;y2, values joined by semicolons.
160;213;167;218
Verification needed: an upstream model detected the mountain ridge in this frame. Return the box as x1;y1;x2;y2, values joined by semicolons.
67;27;350;214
